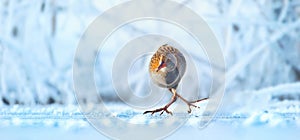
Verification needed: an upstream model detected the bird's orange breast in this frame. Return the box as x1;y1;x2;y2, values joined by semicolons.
149;53;161;72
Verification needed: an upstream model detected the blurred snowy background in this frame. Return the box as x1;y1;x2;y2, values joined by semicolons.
0;0;300;139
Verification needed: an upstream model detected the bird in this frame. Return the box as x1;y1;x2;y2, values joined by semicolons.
143;44;208;115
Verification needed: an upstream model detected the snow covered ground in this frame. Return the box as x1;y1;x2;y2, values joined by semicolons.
0;103;300;140
2;121;300;140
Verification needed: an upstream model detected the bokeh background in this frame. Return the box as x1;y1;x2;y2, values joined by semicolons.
0;0;300;139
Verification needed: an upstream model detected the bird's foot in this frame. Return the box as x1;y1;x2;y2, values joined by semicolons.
186;102;200;113
143;106;173;116
186;98;209;113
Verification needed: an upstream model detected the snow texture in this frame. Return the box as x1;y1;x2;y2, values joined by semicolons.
0;104;300;139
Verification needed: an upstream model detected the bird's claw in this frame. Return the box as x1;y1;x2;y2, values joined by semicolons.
187;102;200;113
184;98;208;113
160;109;173;115
143;106;173;116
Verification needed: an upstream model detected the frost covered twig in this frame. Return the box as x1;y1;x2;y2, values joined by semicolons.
254;82;300;95
226;19;300;86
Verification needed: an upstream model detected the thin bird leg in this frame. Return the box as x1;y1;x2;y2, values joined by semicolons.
171;89;208;113
188;97;209;104
143;91;177;115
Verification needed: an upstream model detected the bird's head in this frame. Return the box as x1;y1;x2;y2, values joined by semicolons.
150;54;167;73
156;55;167;72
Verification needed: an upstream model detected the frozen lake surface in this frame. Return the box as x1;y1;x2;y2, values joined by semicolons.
1;105;300;140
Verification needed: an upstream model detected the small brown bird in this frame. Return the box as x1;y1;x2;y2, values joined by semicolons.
143;44;208;115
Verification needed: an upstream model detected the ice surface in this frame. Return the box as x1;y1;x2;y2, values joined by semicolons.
0;104;300;139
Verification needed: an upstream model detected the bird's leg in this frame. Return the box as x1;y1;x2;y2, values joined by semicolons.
188;98;209;104
171;89;208;113
143;90;177;115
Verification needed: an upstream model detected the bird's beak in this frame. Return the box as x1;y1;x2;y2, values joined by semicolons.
156;62;166;72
